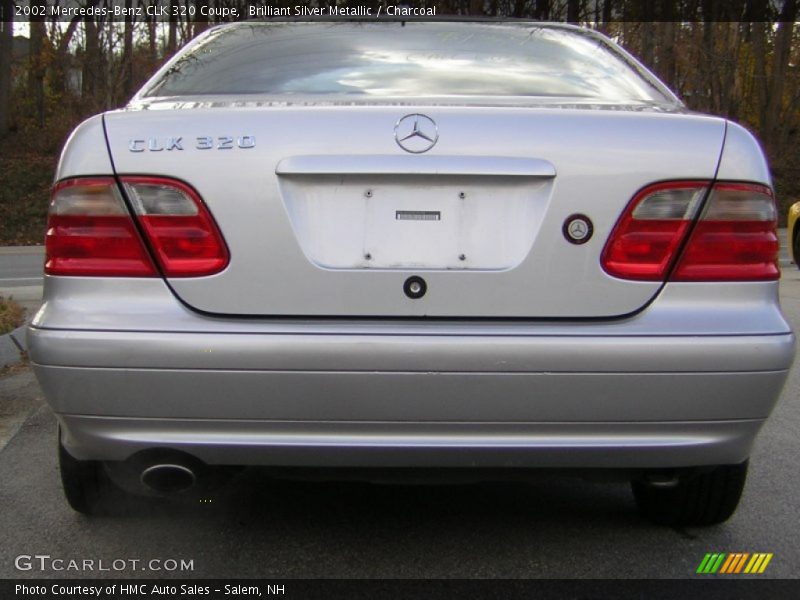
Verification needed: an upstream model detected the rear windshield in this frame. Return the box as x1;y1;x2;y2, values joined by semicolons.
143;22;671;104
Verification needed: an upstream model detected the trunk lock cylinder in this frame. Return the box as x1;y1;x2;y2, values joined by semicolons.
404;276;427;299
564;214;594;244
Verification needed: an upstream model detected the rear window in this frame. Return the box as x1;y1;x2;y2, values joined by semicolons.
143;21;671;104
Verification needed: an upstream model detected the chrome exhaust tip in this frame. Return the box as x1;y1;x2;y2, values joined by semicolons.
140;463;197;494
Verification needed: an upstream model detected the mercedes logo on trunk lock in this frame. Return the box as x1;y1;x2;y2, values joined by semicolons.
563;214;594;244
394;114;439;154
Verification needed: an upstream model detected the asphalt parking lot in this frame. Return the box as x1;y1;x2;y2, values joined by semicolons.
1;254;799;579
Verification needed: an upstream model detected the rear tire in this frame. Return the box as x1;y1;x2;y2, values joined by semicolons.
632;461;748;527
58;428;109;515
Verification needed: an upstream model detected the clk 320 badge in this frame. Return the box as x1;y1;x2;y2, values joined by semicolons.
128;136;256;152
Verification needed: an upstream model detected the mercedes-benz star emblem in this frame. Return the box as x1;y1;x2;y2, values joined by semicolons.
563;214;594;245
569;220;588;239
394;114;439;154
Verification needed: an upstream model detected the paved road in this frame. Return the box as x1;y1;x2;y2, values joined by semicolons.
0;249;798;579
0;246;44;317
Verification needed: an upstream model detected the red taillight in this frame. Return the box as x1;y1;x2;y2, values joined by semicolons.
46;176;229;278
121;177;229;277
46;178;157;276
602;180;779;282
601;181;708;281
671;183;778;281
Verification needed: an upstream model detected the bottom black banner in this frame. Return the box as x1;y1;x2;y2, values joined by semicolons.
2;579;799;600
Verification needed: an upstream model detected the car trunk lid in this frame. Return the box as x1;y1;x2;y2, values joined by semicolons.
103;105;725;318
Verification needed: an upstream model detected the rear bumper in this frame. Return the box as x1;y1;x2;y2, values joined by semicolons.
57;415;766;469
29;324;795;469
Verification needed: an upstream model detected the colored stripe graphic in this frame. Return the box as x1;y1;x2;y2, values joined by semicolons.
697;553;727;574
697;553;714;574
758;554;774;573
698;552;772;574
746;554;762;573
719;554;737;574
710;553;726;573
734;553;750;573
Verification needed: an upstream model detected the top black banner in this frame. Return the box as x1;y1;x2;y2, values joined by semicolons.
2;0;799;23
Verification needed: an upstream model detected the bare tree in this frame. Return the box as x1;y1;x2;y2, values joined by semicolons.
167;0;179;55
567;0;580;23
123;0;135;99
28;14;46;127
194;0;209;37
51;0;100;97
533;0;550;19
0;0;13;137
146;0;158;65
82;17;101;110
764;0;798;149
601;0;612;24
750;0;769;131
656;3;676;86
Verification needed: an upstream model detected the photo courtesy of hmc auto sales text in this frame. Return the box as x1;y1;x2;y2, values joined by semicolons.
13;583;273;598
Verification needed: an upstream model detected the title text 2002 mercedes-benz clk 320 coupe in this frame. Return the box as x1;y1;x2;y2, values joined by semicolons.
29;20;795;524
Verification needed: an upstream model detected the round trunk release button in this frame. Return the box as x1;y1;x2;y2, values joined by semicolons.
404;276;427;299
563;214;593;244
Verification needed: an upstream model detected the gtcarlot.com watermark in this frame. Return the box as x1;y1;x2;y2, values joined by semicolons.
15;554;194;573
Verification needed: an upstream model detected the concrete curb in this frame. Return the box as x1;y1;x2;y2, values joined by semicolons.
0;324;27;369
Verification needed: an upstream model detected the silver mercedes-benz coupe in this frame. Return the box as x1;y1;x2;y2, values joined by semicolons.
30;20;795;524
